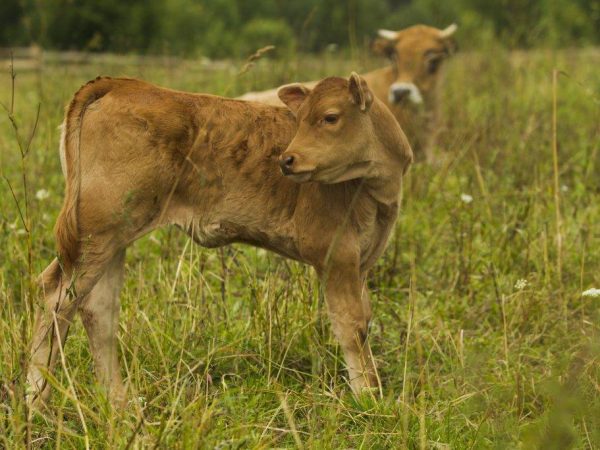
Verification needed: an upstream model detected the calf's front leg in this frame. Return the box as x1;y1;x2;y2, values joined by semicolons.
321;264;379;394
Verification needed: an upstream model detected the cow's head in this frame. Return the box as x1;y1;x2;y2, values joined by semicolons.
277;73;411;184
372;24;458;106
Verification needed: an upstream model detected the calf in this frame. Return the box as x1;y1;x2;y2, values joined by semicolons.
239;24;457;162
27;74;412;406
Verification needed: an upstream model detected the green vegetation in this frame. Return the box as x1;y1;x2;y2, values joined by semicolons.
0;43;599;448
2;0;600;56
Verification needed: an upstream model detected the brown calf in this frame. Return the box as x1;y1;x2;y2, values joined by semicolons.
239;24;457;162
28;74;412;405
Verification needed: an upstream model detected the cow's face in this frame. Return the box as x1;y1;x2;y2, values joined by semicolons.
277;74;380;184
372;24;458;106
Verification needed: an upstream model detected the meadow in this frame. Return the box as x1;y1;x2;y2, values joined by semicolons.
0;44;599;448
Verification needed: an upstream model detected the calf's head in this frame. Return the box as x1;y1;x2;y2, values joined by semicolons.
372;24;458;106
277;73;410;184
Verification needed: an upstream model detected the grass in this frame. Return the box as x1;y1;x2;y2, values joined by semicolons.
0;44;599;448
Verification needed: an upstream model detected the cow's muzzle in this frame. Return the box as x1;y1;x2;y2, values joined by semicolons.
388;82;423;105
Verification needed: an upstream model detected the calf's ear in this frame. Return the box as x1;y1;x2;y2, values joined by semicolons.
348;72;373;112
278;84;310;115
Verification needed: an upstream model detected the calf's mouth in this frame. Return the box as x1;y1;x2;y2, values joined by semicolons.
282;170;313;183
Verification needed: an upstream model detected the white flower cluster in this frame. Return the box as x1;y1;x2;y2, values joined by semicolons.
36;189;50;200
460;193;473;204
514;279;528;290
582;288;600;298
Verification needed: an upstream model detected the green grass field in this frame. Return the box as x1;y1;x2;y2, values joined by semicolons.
1;46;599;448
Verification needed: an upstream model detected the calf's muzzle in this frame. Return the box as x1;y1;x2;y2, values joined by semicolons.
279;153;296;175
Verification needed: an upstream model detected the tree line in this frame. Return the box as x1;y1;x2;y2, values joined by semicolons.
1;0;598;57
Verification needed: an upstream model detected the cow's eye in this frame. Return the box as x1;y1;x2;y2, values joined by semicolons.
426;57;442;74
323;114;339;125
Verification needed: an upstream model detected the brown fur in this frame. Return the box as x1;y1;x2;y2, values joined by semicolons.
27;74;412;404
239;24;457;162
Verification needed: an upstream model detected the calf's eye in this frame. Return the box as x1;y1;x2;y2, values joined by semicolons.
323;114;339;125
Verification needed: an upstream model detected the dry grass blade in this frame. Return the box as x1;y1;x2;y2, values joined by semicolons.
238;45;276;76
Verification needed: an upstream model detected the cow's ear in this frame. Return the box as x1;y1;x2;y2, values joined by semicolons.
377;29;399;40
371;29;398;59
348;72;373;112
439;23;458;55
278;84;310;116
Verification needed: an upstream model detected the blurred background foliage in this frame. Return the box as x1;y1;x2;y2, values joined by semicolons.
1;0;600;57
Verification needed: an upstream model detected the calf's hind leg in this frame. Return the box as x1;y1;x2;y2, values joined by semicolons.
27;240;122;405
27;258;79;403
78;250;127;406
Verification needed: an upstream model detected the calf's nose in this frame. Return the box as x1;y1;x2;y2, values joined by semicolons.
279;154;296;175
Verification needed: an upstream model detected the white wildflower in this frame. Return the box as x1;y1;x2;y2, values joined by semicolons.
129;396;147;408
514;279;528;290
35;189;50;200
560;184;569;193
582;288;600;298
460;193;473;204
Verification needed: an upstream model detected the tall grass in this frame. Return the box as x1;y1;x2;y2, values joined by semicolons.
0;45;599;448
